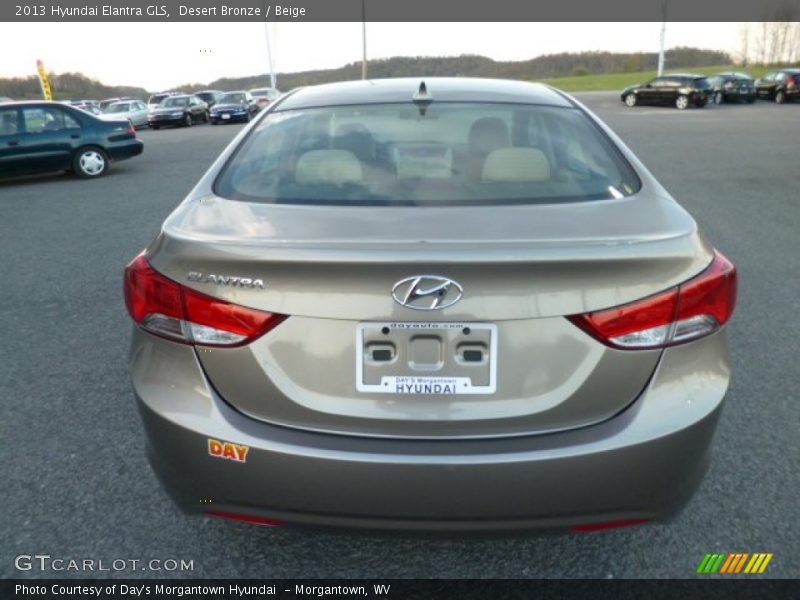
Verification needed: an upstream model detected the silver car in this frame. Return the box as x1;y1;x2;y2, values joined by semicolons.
101;100;149;128
125;78;737;532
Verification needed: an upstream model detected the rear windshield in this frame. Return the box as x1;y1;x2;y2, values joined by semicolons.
162;97;190;107
214;102;641;206
149;94;169;105
221;93;247;104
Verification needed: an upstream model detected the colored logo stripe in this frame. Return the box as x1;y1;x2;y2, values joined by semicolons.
697;553;726;573
744;553;773;574
697;553;773;574
720;553;748;573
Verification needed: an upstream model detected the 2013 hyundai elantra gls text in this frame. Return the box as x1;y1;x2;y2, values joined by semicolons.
125;78;737;532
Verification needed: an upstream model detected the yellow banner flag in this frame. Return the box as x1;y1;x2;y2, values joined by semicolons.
36;59;53;101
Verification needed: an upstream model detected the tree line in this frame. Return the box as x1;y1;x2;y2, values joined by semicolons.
0;71;148;101
188;47;735;92
2;46;787;101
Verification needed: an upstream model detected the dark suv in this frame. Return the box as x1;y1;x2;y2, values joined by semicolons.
708;72;756;104
621;74;711;110
755;69;800;104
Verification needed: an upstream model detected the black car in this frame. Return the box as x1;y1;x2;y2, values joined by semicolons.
195;90;225;108
148;94;209;129
708;72;756;104
0;101;143;179
755;69;800;104
621;74;711;109
209;91;258;124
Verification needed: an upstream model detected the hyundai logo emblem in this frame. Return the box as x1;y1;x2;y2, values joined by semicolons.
391;276;463;310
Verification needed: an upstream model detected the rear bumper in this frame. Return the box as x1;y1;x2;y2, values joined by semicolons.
210;114;249;123
107;140;143;162
130;328;730;532
209;111;251;122
149;115;185;126
722;91;756;100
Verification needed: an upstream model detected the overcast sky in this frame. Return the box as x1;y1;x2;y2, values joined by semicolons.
0;22;744;91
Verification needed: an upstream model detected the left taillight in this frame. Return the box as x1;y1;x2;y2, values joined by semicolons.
124;255;287;347
568;251;737;350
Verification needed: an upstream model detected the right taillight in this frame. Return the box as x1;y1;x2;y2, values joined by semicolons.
124;254;287;347
568;251;737;350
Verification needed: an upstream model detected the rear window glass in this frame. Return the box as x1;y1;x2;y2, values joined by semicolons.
215;102;641;206
221;93;247;104
162;97;190;107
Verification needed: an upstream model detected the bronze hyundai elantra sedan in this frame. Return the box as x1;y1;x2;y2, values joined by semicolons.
125;78;737;532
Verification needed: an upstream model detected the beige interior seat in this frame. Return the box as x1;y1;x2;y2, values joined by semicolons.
482;147;551;183
295;149;363;184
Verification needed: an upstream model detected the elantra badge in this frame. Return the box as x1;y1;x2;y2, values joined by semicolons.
187;271;265;289
392;276;463;310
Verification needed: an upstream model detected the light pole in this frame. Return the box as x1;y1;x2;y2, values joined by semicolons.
657;1;667;76
361;0;368;80
264;22;276;89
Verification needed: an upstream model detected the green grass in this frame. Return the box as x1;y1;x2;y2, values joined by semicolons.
537;65;777;92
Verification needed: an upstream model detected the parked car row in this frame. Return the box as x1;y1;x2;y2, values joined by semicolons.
0;86;282;133
29;86;282;132
621;68;800;109
0;85;282;180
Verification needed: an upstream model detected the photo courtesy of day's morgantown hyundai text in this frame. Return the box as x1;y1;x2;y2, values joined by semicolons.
124;78;737;532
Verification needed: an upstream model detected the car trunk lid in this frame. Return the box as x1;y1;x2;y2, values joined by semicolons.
143;194;712;439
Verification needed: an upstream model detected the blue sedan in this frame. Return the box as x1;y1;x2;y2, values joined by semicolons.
209;91;259;124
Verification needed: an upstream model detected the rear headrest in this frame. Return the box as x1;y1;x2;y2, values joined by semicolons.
468;117;510;155
333;124;376;162
482;147;551;183
295;149;363;184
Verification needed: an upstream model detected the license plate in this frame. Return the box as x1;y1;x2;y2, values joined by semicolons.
355;322;497;395
221;114;231;120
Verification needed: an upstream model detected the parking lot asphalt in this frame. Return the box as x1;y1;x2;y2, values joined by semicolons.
1;93;798;579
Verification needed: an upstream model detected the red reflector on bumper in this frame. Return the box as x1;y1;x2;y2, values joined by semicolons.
207;511;282;527
569;518;650;533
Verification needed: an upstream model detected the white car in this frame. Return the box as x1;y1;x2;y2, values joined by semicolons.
249;87;281;110
100;101;150;129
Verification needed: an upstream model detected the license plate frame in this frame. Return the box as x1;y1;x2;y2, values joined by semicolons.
355;322;498;395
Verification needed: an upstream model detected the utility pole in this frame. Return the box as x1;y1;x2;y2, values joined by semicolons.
657;1;667;76
361;0;368;80
264;22;276;89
